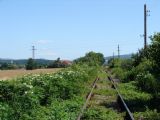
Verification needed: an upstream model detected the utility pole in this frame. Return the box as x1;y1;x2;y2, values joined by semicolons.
144;4;147;49
32;46;36;59
112;52;115;67
144;4;150;49
118;44;120;58
113;52;115;60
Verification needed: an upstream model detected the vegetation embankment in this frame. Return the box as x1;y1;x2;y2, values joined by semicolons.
0;51;105;120
108;33;160;119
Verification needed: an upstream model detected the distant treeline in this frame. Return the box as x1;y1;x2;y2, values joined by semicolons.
0;58;72;70
0;59;52;65
105;54;132;61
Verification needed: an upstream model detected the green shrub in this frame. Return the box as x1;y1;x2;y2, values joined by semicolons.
118;82;152;111
0;51;105;119
120;59;133;71
0;64;100;119
74;51;105;66
112;67;126;80
82;107;123;120
134;107;160;120
109;58;121;68
108;59;133;82
25;58;37;70
123;58;154;82
0;103;14;120
118;82;152;102
136;72;158;94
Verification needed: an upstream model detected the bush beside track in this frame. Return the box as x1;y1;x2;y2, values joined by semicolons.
0;51;105;120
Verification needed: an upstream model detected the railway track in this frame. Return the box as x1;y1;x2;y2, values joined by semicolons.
76;73;134;120
77;77;99;120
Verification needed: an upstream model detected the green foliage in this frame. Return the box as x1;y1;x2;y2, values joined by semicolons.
118;82;152;111
149;33;160;68
108;58;133;81
124;58;154;82
48;97;83;120
108;58;121;68
132;48;150;67
112;67;126;80
82;107;123;120
0;51;105;119
130;33;160;94
74;51;105;66
0;63;100;119
0;63;18;70
25;58;37;70
108;58;133;71
120;59;133;71
47;58;69;68
136;72;158;93
0;102;14;120
118;82;160;119
134;108;160;120
107;58;114;68
94;87;116;96
121;58;160;94
109;33;160;119
118;82;152;102
135;58;154;73
132;33;160;73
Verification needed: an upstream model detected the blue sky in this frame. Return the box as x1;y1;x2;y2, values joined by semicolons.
0;0;159;60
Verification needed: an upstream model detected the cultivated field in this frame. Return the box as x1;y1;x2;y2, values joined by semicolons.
0;68;61;80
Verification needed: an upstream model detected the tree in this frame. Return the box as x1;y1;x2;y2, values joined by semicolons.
149;33;160;71
25;58;37;70
74;51;105;66
133;33;160;73
47;58;64;68
0;63;18;70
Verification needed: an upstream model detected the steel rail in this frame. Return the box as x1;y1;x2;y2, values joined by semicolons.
108;76;134;120
76;77;99;120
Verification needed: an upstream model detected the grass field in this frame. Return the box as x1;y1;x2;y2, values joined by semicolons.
0;68;61;80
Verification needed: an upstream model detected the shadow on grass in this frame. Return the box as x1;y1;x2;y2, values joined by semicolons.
99;95;160;113
124;96;160;112
100;100;121;112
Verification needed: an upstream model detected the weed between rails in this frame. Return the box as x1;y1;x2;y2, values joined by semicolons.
81;76;125;120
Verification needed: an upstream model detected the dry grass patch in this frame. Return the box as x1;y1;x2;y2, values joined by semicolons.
0;68;62;80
